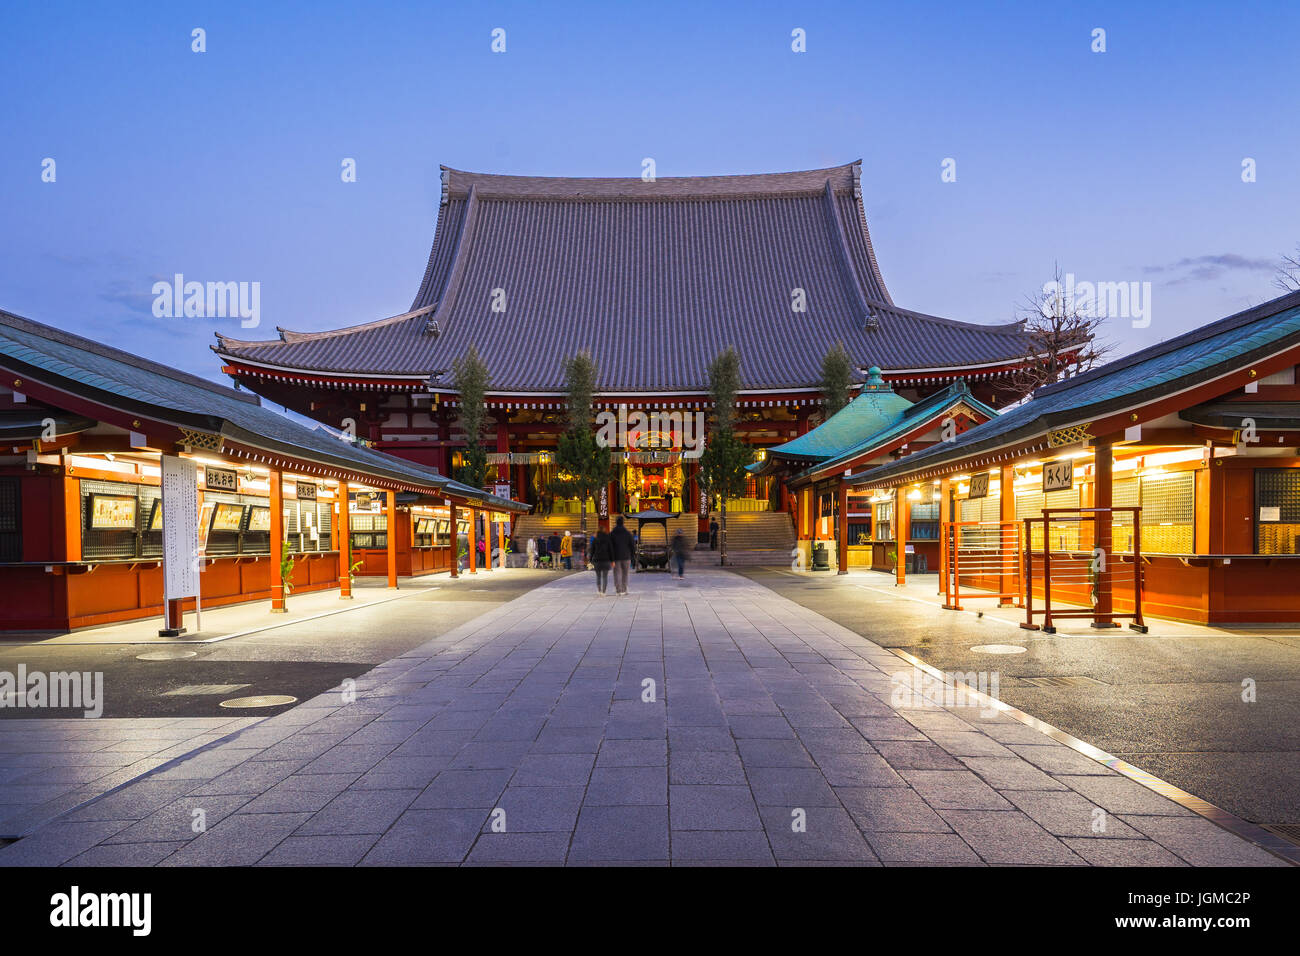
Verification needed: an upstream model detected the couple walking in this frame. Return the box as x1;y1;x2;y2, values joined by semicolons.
589;516;691;595
590;516;634;595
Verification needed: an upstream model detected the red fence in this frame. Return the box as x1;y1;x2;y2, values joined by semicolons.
1021;507;1148;633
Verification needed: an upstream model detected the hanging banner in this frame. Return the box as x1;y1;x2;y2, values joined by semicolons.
161;455;200;599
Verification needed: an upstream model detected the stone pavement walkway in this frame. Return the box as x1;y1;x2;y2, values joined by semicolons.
0;569;1287;866
0;717;262;838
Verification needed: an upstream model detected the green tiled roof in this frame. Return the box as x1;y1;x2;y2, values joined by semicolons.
768;366;997;480
795;380;997;480
768;368;912;461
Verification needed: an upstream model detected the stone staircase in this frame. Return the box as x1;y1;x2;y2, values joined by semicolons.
511;510;795;567
707;511;796;566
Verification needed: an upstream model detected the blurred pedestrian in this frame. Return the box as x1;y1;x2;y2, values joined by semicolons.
591;529;613;595
610;516;635;595
671;529;690;579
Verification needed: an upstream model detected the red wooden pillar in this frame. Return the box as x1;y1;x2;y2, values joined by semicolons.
270;468;286;612
338;479;353;599
836;481;849;575
894;486;910;586
1093;439;1116;627
938;476;951;597
386;490;398;589
469;508;478;574
496;418;510;481
483;512;493;572
999;464;1016;607
449;500;459;578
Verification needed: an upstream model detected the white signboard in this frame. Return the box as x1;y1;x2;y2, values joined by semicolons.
161;455;200;599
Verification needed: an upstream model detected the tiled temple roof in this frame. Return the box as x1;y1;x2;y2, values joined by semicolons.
215;162;1029;393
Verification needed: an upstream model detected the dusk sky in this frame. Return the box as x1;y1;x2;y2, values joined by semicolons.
3;0;1297;385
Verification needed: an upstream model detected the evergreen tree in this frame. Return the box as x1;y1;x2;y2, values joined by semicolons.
699;346;754;566
552;351;613;537
452;344;491;488
819;340;853;418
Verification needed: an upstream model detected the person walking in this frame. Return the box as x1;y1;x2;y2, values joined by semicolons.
560;530;573;570
591;528;613;595
610;516;635;595
526;535;536;569
709;518;719;550
671;529;690;580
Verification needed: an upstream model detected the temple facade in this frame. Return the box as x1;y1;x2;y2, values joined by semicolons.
214;162;1033;522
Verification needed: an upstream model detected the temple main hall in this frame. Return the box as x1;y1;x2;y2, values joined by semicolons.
213;162;1031;518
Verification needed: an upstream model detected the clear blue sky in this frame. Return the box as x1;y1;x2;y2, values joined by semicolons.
2;0;1297;383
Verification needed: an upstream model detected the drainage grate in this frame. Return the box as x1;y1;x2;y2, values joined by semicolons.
163;683;251;697
1017;676;1106;688
1262;824;1300;846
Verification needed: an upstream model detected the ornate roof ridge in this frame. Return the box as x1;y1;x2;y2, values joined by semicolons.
439;162;862;201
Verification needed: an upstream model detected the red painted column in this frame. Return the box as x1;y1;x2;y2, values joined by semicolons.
386;490;398;589
1093;439;1115;627
496;417;510;481
270;468;286;612
894;486;910;586
999;464;1016;607
836;481;849;575
938;476;951;597
449;500;459;578
338;479;353;599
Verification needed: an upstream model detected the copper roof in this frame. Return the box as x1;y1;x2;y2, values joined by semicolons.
215;162;1028;393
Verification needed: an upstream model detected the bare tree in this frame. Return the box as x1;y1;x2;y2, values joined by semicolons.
999;265;1113;400
1275;245;1300;293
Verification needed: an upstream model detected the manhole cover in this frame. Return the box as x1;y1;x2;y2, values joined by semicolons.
137;650;199;661
219;695;298;709
970;644;1028;655
1019;676;1105;688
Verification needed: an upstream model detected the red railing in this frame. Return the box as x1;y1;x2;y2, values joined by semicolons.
941;520;1024;611
1021;507;1147;633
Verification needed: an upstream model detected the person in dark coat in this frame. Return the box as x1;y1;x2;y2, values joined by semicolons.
609;516;635;595
591;529;614;595
709;518;719;550
671;529;690;579
546;532;562;570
